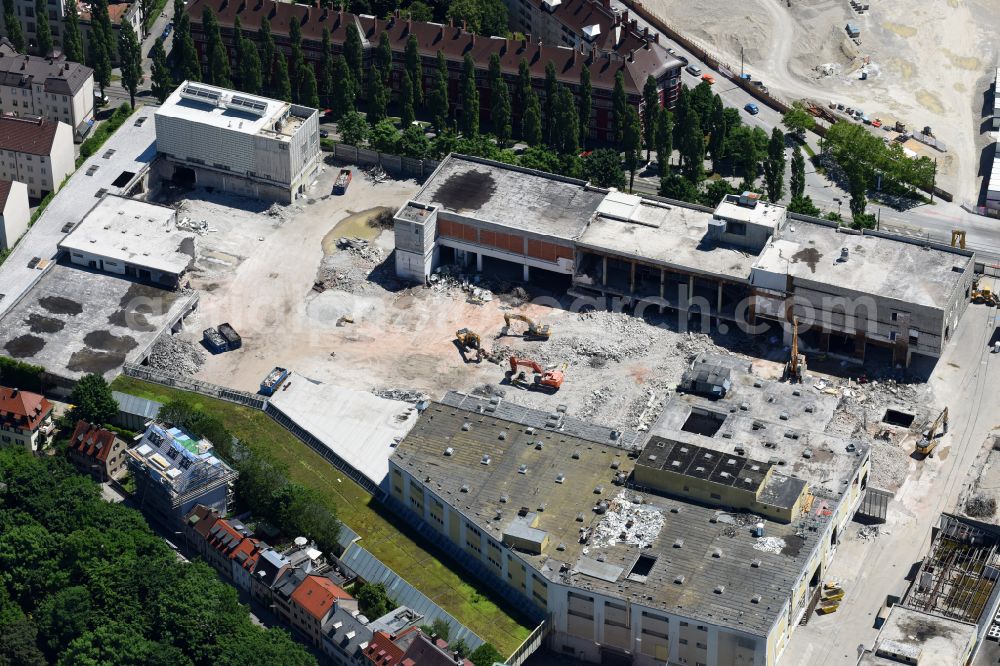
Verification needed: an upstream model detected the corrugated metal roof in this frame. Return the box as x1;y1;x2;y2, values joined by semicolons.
113;391;163;420
340;543;484;650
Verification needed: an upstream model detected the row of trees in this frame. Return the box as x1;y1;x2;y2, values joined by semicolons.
0;446;316;665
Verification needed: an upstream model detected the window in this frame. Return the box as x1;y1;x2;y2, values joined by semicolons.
679;638;688;645
890;311;898;321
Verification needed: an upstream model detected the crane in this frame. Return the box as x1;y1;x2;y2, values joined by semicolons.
784;317;806;382
915;407;949;457
507;356;563;391
502;313;552;340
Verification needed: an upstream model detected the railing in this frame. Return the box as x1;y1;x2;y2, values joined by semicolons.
121;363;267;409
505;618;551;666
325;142;440;180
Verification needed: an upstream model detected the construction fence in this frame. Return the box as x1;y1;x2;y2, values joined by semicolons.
121;363;267;409
326;143;440;180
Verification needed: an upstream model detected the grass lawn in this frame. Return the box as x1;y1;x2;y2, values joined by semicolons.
111;376;534;655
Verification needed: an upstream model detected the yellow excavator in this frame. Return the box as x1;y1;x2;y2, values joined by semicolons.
502;313;552;340
915;407;948;457
971;280;1000;306
455;328;485;363
784;317;806;382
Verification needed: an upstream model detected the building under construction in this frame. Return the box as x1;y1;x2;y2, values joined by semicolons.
394;154;976;367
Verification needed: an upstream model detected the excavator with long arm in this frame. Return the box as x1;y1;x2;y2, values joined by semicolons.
507;356;563;391
502;313;552;340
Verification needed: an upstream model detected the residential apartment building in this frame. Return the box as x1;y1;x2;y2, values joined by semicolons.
79;0;143;66
0;385;53;451
363;627;474;666
184;0;682;142
0;115;73;198
154;81;321;202
67;420;127;481
0;39;95;138
290;574;357;648
0;178;29;249
0;0;67;56
125;422;238;530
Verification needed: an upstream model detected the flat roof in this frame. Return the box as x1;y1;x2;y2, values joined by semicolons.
578;199;759;282
58;195;192;276
266;371;419;486
714;194;786;228
0;263;193;381
754;221;972;309
156;81;308;139
859;607;975;666
391;401;836;636
413;154;605;242
0;106;157;319
648;360;869;494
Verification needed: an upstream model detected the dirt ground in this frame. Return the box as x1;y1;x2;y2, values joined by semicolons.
642;0;999;202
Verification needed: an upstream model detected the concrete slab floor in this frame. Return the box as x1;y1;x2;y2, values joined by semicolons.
782;292;1000;665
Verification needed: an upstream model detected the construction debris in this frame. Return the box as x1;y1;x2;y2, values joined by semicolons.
965;494;997;518
147;333;206;376
753;536;786;554
176;216;214;235
592;491;665;548
372;388;429;403
364;165;388;184
857;525;882;541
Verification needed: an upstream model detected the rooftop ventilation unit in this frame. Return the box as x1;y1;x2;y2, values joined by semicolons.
674;575;685;584
518;464;528;474
226;94;268;117
751;594;762;604
572;451;581;459
555;473;565;484
481;454;491;465
712;548;722;558
673;538;684;548
444;447;454;456
460;484;470;493
714;585;725;594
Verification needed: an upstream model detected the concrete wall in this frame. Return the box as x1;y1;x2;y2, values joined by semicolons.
0;179;29;249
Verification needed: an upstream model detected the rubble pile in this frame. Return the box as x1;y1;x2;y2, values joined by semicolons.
147;334;205;376
965;493;997;518
337;237;385;263
857;525;882;541
592;492;665;548
372;388;429;403
315;240;398;295
753;536;786;554
176;216;214;235
869;441;910;490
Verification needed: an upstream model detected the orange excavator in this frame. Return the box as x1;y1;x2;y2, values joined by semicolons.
507;356;564;391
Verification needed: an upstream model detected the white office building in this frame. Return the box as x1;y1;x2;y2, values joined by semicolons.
154;82;321;203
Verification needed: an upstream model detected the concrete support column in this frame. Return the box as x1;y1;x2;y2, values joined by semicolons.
602;256;608;286
476;252;483;272
716;282;723;315
659;269;666;314
629;261;636;294
820;329;831;352
687;275;694;301
854;329;867;361
523;264;530;282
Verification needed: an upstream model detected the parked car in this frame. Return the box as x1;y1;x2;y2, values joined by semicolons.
744;103;759;115
676;55;689;66
319;129;329;138
161;22;172;39
701;74;716;85
685;64;701;76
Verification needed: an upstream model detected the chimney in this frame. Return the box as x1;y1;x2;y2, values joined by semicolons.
520;37;527;51
643;40;650;50
406;18;411;35
462;19;467;31
621;9;628;22
643;26;649;38
438;24;445;42
501;37;508;55
630;18;637;30
627;48;634;62
653;32;659;43
11;388;18;398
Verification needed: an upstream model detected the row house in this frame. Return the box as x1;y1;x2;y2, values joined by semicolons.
185;0;682;143
67;420;126;481
363;626;474;666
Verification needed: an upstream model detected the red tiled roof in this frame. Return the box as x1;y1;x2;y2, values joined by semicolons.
291;575;352;622
0;116;60;156
0;385;52;431
186;0;676;94
69;420;118;462
364;631;405;666
187;504;223;538
230;535;262;571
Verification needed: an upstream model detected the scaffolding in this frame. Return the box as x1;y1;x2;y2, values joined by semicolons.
905;514;1000;623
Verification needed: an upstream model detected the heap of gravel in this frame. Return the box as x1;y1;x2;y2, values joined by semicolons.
146;334;206;377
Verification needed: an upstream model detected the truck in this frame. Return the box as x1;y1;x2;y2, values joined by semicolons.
260;367;289;396
203;327;228;354
333;169;352;195
218;323;242;350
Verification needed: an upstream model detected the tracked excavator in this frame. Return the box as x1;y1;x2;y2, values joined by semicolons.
502;313;552;340
507;356;563;391
455;328;485;362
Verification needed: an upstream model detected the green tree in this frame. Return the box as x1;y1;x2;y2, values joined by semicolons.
420;618;451;642
62;0;84;63
489;54;511;147
237;27;263;95
150;39;172;103
612;70;627;146
117;21;142;108
35;0;53;56
782;101;815;137
543;61;556;146
376;31;392;82
788;195;821;216
401;0;432;21
654;107;673;170
399;124;430;158
272;50;292;102
0;616;46;666
585;148;625;189
330;56;355;120
469;643;504;666
459;53;479;136
370;118;400;152
36;587;92;659
405;34;422;108
259;16;275;90
3;0;24;52
446;0;507;36
367;66;388;125
400;70;416;127
204;8;231;87
522;90;542;146
338;110;368;146
707;94;727;170
174;13;201;82
678;119;705;182
299;65;320;109
69;374;117;426
699;178;736;207
451;638;470;658
790;143;806;199
728;125;767;186
319;29;334;108
288;17;304;95
578;64;592;147
356;583;395;619
87;0;112;95
429;51;449;132
553;84;578;155
641;75;659;162
516;57;531;110
623;105;643;191
344;24;364;91
764;127;786;202
659;172;701;203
